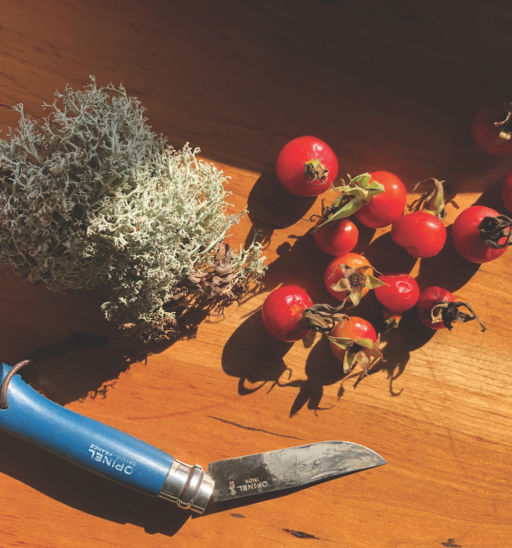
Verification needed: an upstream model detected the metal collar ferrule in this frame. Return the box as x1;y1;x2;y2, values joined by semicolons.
159;459;215;514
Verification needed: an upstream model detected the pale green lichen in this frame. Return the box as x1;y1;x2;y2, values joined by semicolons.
0;77;266;341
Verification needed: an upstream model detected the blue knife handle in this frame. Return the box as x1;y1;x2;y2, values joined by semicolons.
0;363;214;512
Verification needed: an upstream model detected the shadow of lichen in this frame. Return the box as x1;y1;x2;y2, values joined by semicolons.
0;267;231;405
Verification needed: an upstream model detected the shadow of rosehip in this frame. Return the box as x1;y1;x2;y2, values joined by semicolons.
417;225;480;293
246;170;316;230
282;336;344;417
221;309;293;394
374;308;435;396
364;231;417;275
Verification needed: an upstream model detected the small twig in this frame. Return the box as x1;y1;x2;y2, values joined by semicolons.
0;359;31;409
494;101;512;141
494;110;511;128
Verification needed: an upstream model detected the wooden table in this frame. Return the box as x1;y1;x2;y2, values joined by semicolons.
1;1;511;546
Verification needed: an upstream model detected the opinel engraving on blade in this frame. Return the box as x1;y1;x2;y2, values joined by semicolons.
206;441;386;505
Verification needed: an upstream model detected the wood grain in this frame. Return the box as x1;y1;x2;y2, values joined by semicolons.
1;1;512;546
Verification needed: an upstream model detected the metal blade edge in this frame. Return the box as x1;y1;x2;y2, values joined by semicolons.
207;440;386;504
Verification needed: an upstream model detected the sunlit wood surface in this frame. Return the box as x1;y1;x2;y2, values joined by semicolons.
1;1;512;546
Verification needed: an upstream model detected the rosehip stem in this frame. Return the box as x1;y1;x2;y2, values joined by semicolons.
432;302;486;332
494;101;512;141
479;215;512;249
408;177;455;219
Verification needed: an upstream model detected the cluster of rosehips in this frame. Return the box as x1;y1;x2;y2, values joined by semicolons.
262;101;512;377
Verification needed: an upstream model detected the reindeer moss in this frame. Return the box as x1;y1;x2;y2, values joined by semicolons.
0;77;265;341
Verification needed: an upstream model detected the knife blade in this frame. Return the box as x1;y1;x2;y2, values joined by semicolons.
206;441;385;504
0;362;385;514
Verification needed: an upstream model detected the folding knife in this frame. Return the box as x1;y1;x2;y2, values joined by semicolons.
0;362;385;514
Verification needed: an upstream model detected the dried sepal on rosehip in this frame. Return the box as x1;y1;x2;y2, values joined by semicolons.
324;253;387;307
328;316;384;376
407;178;457;220
429;302;486;331
417;286;486;332
316;172;385;223
391;178;456;258
478;214;512;250
335;336;383;375
452;205;512;263
301;303;349;332
329;265;384;307
300;305;350;348
275;136;339;196
262;285;348;343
